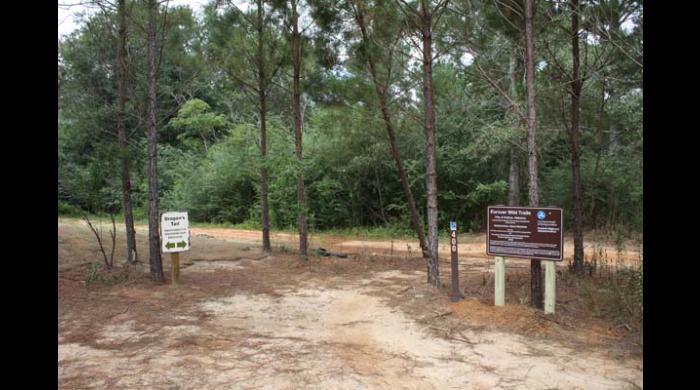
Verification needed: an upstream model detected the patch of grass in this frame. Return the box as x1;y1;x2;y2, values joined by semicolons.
187;219;258;230
319;225;416;240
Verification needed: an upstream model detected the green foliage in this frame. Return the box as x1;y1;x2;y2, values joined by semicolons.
541;147;642;231
59;0;642;237
169;98;229;152
58;202;84;216
162;124;258;223
464;181;509;230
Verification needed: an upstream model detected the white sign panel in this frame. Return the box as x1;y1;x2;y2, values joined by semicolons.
161;211;190;253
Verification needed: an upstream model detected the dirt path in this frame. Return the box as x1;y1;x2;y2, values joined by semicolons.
59;218;642;266
187;226;641;267
58;220;642;389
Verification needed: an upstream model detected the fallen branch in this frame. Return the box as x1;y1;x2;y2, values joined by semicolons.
314;248;349;258
108;306;130;319
338;320;372;326
431;310;453;319
449;335;475;345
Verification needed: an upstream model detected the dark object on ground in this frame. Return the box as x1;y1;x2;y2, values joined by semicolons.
314;248;348;258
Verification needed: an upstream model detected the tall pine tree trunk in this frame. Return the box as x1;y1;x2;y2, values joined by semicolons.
524;0;542;308
259;95;271;253
116;0;137;264
421;0;439;288
351;0;430;260
257;0;271;253
589;73;607;228
608;112;618;153
146;0;164;282
507;49;521;207
569;0;585;274
291;0;308;259
508;149;520;206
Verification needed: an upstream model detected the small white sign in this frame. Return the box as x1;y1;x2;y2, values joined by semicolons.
161;211;190;253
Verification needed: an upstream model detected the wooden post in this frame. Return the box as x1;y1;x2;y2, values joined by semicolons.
544;260;555;314
494;256;505;306
171;252;180;285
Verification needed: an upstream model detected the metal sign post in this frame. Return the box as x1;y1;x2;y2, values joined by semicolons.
449;220;463;302
161;211;191;285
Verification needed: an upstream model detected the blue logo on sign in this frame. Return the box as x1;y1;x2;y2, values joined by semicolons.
450;221;457;230
537;211;546;220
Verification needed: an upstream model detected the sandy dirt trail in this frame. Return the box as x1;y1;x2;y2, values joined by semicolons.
188;226;641;267
61;218;641;265
59;268;642;389
58;219;642;389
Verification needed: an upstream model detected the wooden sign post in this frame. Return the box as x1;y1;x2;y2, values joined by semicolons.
494;256;505;306
449;220;463;302
544;260;556;314
486;206;563;313
171;252;180;285
161;211;190;286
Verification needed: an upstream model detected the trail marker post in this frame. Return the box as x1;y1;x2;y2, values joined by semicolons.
486;206;563;313
161;211;191;285
449;219;463;302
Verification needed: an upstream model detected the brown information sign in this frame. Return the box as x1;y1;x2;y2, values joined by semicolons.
487;206;564;261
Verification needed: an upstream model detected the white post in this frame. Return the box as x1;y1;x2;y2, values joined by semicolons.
494;256;505;306
544;260;556;314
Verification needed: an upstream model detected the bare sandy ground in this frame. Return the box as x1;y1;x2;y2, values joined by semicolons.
58;219;642;389
59;270;642;389
187;227;641;268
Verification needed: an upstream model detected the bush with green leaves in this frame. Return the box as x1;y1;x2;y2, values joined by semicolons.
58;1;642;237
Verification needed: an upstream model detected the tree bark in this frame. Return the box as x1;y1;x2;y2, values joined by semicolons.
508;149;520;206
257;0;272;253
507;49;521;207
116;0;138;264
569;0;585;275
608;115;618;153
588;73;607;228
291;0;308;259
524;0;542;308
146;0;164;282
351;0;431;261
420;0;440;288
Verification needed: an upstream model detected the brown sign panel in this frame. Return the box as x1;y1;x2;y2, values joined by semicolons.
487;206;564;261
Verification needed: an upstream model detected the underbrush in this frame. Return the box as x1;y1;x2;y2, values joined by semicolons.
561;239;643;346
58;202;86;217
85;261;140;287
